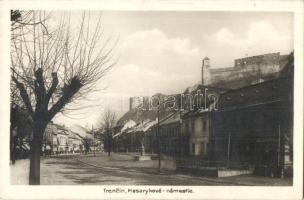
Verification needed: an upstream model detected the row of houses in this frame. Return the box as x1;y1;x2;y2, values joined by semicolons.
112;52;294;177
42;122;84;155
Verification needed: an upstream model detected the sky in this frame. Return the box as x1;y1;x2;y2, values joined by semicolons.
52;11;293;128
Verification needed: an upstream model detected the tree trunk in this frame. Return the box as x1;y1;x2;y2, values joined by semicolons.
10;128;17;164
29;139;42;185
29;120;46;185
11;136;18;164
108;148;111;156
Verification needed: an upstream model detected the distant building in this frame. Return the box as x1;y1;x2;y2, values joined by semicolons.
68;131;83;153
42;122;83;155
202;52;290;89
55;124;69;154
43;122;58;154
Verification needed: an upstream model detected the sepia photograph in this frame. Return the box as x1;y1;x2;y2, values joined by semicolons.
1;0;303;199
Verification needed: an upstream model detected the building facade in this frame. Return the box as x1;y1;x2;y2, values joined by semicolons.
42;122;83;155
211;72;293;176
157;112;182;156
182;110;211;157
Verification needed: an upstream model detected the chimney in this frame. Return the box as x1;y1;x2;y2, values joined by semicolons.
202;56;211;85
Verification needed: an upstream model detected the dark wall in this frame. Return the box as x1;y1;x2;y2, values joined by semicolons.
210;76;293;169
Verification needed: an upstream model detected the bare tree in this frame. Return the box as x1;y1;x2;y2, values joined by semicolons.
10;10;44;165
82;136;93;155
10;11;116;184
99;109;117;156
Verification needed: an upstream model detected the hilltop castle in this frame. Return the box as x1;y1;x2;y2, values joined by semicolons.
201;52;290;89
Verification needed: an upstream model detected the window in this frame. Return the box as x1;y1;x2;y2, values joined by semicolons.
203;119;207;131
192;143;195;154
191;122;195;132
201;142;205;155
185;123;189;133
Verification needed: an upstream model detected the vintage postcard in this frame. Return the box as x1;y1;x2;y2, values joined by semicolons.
0;0;303;199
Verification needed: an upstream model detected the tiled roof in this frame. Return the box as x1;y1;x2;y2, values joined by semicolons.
217;76;292;111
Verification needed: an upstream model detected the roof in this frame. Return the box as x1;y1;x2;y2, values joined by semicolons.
182;108;210;119
184;84;228;94
143;120;157;132
133;120;150;132
217;76;292;111
113;120;136;138
121;120;136;132
68;131;82;140
117;93;178;126
53;123;68;131
278;52;294;78
114;119;157;138
69;125;89;138
160;112;181;126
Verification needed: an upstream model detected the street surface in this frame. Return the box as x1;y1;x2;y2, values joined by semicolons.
36;153;292;185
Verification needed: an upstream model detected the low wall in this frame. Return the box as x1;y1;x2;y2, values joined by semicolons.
176;166;253;177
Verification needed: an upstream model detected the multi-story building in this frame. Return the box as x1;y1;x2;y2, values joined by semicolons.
68;131;83;153
157;112;182;156
56;124;69;154
43;122;58;154
181;84;227;157
210;53;293;176
182;109;211;157
42;122;83;155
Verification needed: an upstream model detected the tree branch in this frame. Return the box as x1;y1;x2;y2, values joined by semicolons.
46;72;59;104
12;76;34;117
47;76;82;121
34;68;47;111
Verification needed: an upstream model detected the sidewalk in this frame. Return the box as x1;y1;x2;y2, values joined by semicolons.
76;153;293;186
10;159;29;185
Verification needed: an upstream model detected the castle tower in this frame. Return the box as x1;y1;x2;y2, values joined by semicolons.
202;56;211;85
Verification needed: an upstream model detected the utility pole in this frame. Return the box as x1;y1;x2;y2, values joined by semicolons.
277;125;280;168
157;108;161;173
92;124;95;157
227;132;231;168
278;124;285;178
